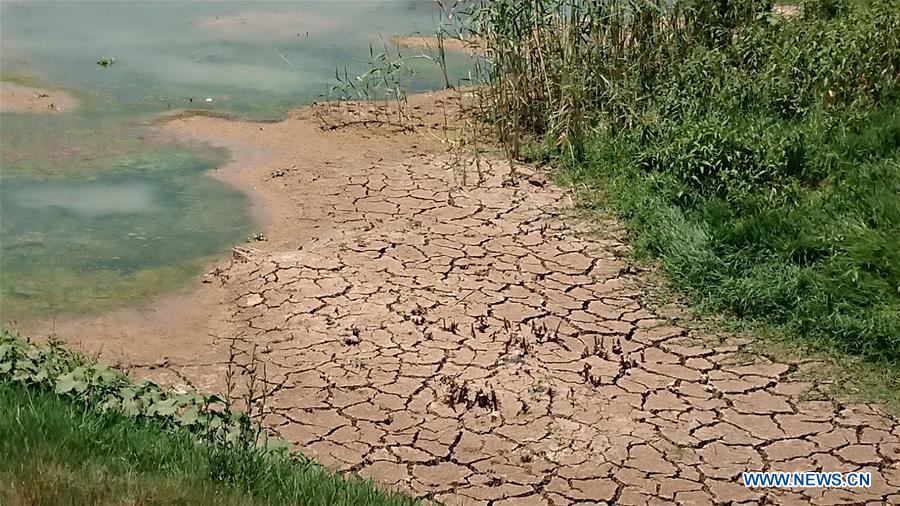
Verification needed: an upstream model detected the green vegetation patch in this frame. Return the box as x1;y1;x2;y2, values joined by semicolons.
463;0;900;366
0;332;416;506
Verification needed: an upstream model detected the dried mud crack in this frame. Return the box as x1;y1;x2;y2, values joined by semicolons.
37;95;900;505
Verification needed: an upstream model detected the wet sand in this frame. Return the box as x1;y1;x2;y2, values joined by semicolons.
0;82;77;113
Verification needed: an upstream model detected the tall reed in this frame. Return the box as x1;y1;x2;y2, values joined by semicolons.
448;0;900;365
452;0;793;160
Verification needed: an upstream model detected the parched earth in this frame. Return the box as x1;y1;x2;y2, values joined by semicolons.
37;95;900;504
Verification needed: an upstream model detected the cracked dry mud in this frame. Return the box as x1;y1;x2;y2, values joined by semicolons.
40;95;900;504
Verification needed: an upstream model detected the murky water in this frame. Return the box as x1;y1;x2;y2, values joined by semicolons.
0;147;251;317
1;0;470;319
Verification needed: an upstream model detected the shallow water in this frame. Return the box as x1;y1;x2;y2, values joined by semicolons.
1;147;252;317
0;0;471;319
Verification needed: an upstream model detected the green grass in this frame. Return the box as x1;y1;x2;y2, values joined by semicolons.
552;101;900;365
550;114;900;413
0;381;414;506
466;0;900;372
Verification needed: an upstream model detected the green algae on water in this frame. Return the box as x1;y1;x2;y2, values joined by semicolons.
0;148;252;320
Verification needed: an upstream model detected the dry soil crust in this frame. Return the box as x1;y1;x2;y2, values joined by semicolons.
33;91;900;505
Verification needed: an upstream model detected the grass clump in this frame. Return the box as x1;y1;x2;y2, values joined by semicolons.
0;332;416;506
457;0;900;366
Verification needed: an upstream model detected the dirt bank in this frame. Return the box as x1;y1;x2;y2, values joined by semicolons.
391;35;482;55
22;91;900;504
0;82;77;113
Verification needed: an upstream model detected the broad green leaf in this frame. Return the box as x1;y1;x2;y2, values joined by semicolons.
55;373;77;394
33;368;48;382
155;398;178;417
175;392;202;404
122;397;141;417
97;367;119;382
103;395;120;412
178;406;200;425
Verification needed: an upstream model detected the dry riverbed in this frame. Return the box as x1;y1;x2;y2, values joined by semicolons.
25;90;900;505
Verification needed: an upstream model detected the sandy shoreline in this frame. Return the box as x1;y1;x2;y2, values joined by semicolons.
21;89;467;371
0;81;77;113
391;35;482;55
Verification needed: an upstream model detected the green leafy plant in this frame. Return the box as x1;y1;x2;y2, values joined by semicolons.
0;331;286;455
0;331;417;505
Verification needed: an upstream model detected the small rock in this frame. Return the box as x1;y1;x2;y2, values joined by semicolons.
527;173;548;187
241;293;264;307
